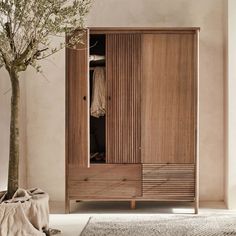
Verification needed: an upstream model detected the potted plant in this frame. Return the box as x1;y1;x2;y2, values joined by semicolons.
0;0;91;235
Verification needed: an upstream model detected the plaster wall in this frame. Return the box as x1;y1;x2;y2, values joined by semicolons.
226;0;236;209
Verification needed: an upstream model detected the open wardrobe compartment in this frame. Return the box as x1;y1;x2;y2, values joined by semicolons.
66;27;199;213
89;34;106;163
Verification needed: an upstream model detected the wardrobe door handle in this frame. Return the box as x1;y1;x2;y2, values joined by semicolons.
108;96;111;101
83;96;86;101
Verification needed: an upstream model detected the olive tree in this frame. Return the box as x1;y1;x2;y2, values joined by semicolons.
0;0;91;199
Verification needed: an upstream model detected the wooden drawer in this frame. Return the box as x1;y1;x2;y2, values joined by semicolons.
142;164;195;200
68;164;141;198
68;180;141;198
69;164;141;181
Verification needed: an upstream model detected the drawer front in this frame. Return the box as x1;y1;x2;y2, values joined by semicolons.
68;164;141;198
142;164;195;200
68;164;141;181
68;180;141;198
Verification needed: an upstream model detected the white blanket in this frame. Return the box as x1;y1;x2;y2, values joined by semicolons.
0;188;49;236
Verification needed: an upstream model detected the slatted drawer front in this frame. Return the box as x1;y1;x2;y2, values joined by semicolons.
142;164;195;200
68;164;141;198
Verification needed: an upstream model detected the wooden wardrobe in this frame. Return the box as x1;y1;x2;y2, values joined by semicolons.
66;27;199;213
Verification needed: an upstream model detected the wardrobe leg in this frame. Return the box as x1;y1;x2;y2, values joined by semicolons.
194;200;199;214
65;199;70;214
130;200;136;210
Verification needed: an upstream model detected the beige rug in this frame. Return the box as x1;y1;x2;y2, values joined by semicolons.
80;214;236;236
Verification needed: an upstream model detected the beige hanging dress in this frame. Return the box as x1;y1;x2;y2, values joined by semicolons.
90;67;106;118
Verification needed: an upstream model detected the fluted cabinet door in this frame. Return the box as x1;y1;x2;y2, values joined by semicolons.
106;34;141;164
141;33;196;164
66;30;90;167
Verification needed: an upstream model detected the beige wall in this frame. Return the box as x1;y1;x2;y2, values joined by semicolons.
25;48;66;201
0;0;227;202
0;69;27;191
226;0;236;209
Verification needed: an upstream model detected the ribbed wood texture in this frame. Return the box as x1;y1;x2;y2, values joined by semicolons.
68;164;141;198
142;164;195;200
106;34;141;164
141;33;196;164
66;31;89;167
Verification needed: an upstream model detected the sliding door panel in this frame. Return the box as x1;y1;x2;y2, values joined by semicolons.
106;34;141;163
141;33;195;164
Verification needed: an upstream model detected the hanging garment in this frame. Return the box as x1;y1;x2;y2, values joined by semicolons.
89;55;105;62
91;67;106;118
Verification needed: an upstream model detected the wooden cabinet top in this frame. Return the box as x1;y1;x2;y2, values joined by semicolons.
88;27;200;34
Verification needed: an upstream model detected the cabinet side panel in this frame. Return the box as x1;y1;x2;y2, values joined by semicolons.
106;34;141;163
141;33;195;164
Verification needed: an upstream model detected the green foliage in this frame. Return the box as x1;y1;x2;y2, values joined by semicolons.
0;0;91;199
0;0;91;73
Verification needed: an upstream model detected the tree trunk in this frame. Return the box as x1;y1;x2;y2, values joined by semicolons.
6;70;20;200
